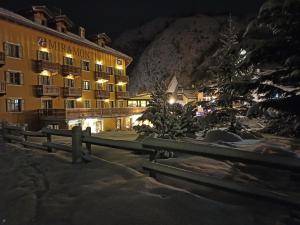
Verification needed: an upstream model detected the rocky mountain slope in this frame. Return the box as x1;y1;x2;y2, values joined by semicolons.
113;14;249;94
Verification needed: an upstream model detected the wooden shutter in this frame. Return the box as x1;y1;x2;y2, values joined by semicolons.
20;73;24;85
63;56;67;65
18;45;23;58
21;99;25;111
4;42;9;56
49;53;52;62
64;78;68;87
5;71;10;84
6;99;10;112
37;50;41;60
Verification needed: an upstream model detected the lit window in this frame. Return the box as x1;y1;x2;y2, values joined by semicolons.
83;81;91;90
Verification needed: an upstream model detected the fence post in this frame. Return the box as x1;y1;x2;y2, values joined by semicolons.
21;125;27;146
1;121;6;142
46;131;52;152
2;121;10;143
85;127;92;154
72;126;82;164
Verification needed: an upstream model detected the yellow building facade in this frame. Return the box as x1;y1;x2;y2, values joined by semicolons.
0;6;145;132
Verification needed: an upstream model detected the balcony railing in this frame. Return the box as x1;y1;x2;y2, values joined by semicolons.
115;75;129;83
95;90;110;99
116;91;129;99
34;60;60;72
0;81;6;95
36;85;60;97
0;52;5;67
63;87;82;98
61;65;81;76
94;71;110;81
38;107;146;121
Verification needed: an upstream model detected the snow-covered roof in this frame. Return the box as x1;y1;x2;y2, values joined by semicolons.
0;7;133;66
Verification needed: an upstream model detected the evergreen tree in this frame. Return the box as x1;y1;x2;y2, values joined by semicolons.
234;0;300;136
205;15;253;131
134;79;199;139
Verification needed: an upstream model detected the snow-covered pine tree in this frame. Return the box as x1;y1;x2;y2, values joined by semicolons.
134;79;199;139
237;0;300;136
134;79;183;139
206;15;252;131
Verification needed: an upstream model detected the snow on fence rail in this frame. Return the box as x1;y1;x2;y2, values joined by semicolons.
1;122;300;207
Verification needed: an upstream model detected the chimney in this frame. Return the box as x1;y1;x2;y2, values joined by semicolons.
79;26;85;38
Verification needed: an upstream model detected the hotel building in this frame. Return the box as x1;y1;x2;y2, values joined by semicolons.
0;6;145;132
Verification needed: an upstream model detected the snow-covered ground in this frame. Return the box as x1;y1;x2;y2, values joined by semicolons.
0;132;299;225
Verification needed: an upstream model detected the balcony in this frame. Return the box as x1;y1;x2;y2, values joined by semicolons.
95;90;110;99
38;107;146;121
36;85;60;97
94;71;110;81
61;65;81;76
63;87;82;98
0;81;6;95
34;60;60;73
115;75;129;84
0;52;5;67
116;91;129;99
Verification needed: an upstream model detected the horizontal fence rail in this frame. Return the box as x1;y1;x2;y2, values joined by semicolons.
142;137;300;172
82;136;154;154
143;162;300;208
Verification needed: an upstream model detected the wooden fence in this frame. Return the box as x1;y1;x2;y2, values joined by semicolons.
1;121;300;208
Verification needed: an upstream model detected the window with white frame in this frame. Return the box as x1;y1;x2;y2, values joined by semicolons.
37;51;50;61
106;66;113;74
117;85;123;92
96;100;104;109
64;78;75;87
83;80;91;90
107;84;114;92
4;42;23;58
118;100;125;108
115;69;123;76
82;60;90;71
6;98;24;112
65;100;76;109
84;100;92;108
96;82;106;90
5;71;24;85
96;64;103;72
63;56;74;65
39;75;52;85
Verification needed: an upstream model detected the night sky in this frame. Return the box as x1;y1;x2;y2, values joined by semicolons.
0;0;265;39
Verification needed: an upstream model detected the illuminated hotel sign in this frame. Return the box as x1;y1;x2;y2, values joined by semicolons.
37;37;93;59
